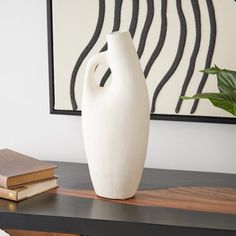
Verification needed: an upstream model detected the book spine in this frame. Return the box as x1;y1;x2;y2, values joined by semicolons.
0;175;7;188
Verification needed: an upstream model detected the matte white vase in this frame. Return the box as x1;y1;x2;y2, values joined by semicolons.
82;31;150;199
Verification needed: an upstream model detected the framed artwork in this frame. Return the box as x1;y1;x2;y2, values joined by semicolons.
47;0;236;124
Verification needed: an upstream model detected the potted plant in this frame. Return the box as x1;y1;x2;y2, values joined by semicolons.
181;65;236;116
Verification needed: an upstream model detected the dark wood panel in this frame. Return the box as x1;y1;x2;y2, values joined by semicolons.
53;186;236;215
4;229;79;236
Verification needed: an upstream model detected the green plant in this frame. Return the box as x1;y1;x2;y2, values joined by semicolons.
181;65;236;116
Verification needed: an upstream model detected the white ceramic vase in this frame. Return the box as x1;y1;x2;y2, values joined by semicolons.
82;31;150;199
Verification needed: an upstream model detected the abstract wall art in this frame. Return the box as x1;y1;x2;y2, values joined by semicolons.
47;0;236;123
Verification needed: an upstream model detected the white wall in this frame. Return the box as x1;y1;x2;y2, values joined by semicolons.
0;0;236;174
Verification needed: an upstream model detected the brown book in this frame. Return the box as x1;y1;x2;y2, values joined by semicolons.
0;149;56;188
0;177;58;201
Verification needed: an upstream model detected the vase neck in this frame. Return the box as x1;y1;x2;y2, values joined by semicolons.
106;31;143;86
106;32;133;55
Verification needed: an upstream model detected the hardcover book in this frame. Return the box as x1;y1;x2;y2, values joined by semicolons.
0;149;56;188
0;177;58;201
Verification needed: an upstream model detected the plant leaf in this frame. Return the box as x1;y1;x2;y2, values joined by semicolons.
200;65;222;74
181;92;236;116
217;69;236;93
200;65;236;93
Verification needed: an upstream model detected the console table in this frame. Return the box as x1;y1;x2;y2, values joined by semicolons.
0;161;236;236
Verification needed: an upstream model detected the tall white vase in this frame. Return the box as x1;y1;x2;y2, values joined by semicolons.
82;31;150;199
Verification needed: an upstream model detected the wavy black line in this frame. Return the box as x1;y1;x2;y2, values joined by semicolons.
151;0;187;113
144;0;167;78
129;0;140;37
137;0;154;58
70;0;105;111
98;0;123;87
100;0;139;87
100;0;123;53
190;0;216;114
175;0;201;113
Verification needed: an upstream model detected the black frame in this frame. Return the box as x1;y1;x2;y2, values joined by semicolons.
47;0;236;125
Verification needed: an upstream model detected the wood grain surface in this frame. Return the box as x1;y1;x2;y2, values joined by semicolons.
53;186;236;215
4;229;79;236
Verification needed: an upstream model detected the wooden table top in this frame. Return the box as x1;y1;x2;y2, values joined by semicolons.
0;161;236;236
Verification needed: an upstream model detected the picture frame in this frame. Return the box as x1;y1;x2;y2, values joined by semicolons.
47;0;236;124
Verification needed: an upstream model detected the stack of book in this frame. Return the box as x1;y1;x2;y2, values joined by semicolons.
0;149;58;201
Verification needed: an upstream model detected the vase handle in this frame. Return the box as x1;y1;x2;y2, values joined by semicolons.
84;52;108;93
